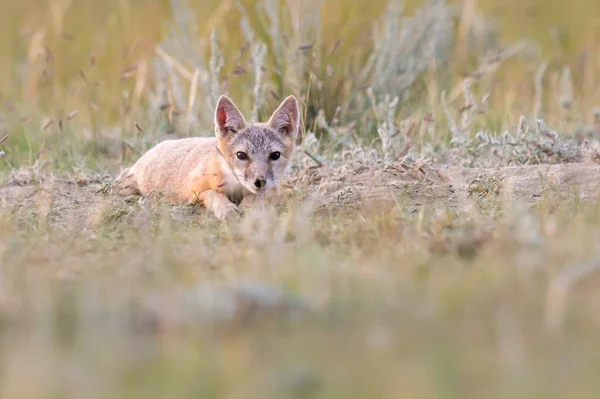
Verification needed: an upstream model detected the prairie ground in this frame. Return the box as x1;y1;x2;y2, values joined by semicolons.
2;0;600;398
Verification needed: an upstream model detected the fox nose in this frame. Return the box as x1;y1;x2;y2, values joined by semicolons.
254;177;266;190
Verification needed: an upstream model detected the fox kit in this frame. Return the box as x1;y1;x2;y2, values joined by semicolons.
116;95;300;220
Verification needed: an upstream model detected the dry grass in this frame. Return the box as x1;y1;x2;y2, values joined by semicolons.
2;0;600;398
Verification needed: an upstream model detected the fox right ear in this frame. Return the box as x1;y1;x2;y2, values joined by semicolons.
214;96;246;140
268;95;300;140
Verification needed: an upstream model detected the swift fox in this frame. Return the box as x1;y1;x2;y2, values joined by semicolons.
116;95;300;220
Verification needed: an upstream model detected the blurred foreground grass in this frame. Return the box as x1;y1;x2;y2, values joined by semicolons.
2;187;600;398
1;0;600;398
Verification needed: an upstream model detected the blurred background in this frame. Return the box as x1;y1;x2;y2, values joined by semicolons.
0;0;599;170
2;1;600;399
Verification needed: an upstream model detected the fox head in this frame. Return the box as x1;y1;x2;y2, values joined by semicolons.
214;95;300;194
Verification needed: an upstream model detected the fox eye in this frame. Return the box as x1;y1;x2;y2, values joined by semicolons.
236;151;248;161
269;151;281;161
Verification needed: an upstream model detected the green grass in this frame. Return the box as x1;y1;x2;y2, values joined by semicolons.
1;0;600;398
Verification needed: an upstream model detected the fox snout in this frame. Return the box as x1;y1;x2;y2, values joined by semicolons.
245;168;273;193
253;176;267;190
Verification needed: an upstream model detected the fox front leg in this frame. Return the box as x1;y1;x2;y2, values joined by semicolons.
195;190;241;221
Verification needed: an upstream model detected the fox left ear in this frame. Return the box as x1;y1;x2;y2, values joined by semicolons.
268;95;300;140
215;95;247;140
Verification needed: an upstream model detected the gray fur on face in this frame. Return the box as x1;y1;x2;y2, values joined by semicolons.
231;126;286;156
226;125;291;193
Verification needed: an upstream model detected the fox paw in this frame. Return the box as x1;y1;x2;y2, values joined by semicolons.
213;203;241;221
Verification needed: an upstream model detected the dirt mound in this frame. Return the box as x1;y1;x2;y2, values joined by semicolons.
282;161;600;210
2;162;600;226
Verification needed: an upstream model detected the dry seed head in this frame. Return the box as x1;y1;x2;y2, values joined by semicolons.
503;131;516;145
67;110;78;121
558;66;573;110
441;90;460;137
535;118;546;133
475;131;489;143
517;115;527;136
316;109;337;138
592;107;600;126
240;15;255;43
209;29;225;108
533;60;548;118
251;42;268;121
478;93;491;114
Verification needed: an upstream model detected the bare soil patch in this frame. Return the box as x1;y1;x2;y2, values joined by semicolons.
283;161;600;210
2;162;600;227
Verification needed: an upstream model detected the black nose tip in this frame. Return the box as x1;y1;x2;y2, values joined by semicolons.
254;177;266;189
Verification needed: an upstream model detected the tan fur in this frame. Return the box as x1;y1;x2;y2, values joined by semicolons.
115;95;300;220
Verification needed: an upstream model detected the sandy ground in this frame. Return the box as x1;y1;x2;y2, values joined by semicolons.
2;162;600;227
283;161;600;209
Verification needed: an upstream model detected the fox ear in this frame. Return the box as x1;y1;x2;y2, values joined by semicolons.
268;95;300;140
215;95;246;140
